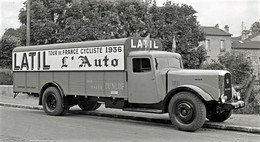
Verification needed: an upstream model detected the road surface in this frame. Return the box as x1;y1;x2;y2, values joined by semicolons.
0;106;259;142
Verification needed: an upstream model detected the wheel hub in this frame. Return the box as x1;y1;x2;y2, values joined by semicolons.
47;95;56;110
176;102;193;123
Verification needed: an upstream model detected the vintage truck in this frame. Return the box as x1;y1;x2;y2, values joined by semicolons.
12;37;245;132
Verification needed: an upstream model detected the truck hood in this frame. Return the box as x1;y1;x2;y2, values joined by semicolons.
165;69;229;101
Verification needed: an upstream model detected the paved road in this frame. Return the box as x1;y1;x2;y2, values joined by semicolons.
0;106;259;142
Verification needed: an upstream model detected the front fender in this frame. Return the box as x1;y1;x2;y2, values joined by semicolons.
177;85;214;101
163;85;214;113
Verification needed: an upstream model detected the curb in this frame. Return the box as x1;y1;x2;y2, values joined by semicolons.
202;122;260;134
0;102;43;110
1;102;260;134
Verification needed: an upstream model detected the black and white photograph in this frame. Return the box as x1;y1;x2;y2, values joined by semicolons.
0;0;260;141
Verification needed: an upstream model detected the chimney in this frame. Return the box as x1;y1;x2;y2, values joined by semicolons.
224;25;229;33
215;24;219;28
241;30;250;40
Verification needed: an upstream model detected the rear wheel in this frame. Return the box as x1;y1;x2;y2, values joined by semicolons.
207;109;232;122
168;92;206;132
42;87;67;116
78;99;101;111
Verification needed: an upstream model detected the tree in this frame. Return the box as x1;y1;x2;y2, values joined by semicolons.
250;21;260;35
148;1;206;68
18;0;149;44
0;35;21;68
202;51;254;103
3;28;20;37
200;60;225;70
19;0;62;45
17;0;205;68
218;52;253;85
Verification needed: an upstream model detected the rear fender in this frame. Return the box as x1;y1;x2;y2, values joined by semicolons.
39;82;65;106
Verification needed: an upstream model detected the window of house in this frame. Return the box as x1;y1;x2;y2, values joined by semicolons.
205;39;210;52
133;58;151;73
220;40;225;52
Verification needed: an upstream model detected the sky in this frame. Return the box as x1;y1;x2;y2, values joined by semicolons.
0;0;259;37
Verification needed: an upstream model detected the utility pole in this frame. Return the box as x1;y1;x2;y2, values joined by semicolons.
26;0;30;46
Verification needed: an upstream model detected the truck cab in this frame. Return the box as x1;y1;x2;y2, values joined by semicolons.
127;51;182;104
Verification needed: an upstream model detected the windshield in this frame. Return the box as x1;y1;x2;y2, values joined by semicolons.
155;57;182;70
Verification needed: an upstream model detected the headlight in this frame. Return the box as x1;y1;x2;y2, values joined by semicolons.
221;94;227;103
237;92;241;100
232;87;241;101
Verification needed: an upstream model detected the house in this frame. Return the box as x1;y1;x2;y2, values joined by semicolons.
232;32;260;80
201;25;232;62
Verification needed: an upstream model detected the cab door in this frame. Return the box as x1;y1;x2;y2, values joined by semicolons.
127;56;159;103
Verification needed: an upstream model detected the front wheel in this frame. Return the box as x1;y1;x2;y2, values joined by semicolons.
42;87;67;116
207;110;232;122
168;92;206;132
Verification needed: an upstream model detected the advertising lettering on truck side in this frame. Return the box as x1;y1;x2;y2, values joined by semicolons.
12;37;244;132
12;38;162;71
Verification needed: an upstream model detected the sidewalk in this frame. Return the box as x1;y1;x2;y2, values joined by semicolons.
1;93;260;134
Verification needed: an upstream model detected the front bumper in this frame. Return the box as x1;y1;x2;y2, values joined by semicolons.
222;100;245;110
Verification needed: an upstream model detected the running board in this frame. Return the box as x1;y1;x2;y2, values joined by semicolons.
123;108;163;114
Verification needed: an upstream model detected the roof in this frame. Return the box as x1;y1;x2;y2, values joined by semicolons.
232;40;260;49
233;34;260;41
129;50;181;58
13;37;163;54
201;26;231;36
13;38;129;52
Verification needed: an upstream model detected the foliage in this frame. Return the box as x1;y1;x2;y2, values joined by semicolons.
201;51;258;113
15;0;205;68
0;69;13;85
218;52;253;85
0;35;21;68
18;0;150;44
250;21;260;35
201;60;225;70
202;51;253;85
234;99;260;114
3;28;21;37
183;45;206;69
148;1;205;68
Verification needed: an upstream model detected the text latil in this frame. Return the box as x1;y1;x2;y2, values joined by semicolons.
13;51;50;70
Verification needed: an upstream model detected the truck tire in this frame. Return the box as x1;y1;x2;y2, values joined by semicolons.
207;110;232;122
93;103;101;110
168;91;206;132
42;87;66;116
78;100;101;111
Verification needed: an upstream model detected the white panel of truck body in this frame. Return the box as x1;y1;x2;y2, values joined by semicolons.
13;46;124;71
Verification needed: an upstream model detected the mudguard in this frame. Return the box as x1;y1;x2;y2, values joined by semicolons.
39;81;65;106
163;85;214;112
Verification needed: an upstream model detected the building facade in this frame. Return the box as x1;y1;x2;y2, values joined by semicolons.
232;33;260;80
201;26;232;62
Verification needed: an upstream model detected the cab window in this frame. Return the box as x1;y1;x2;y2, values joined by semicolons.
133;58;151;72
155;57;182;70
